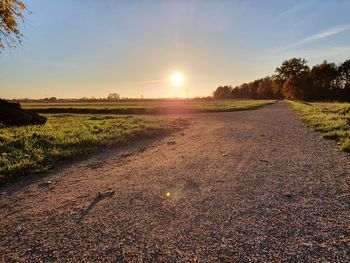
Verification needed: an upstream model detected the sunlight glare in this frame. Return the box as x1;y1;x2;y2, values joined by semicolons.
170;72;184;87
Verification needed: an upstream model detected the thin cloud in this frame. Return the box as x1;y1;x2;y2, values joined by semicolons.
275;0;315;21
300;25;350;44
276;24;350;52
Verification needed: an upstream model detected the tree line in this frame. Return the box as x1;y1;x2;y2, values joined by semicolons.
213;58;350;101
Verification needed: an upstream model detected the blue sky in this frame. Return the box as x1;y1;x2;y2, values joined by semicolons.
1;0;350;99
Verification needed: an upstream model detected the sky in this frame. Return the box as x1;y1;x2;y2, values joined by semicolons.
1;0;350;99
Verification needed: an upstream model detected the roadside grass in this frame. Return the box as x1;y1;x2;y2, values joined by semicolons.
22;99;276;114
288;101;350;152
0;114;188;184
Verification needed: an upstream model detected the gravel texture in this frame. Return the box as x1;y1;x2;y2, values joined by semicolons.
0;101;349;262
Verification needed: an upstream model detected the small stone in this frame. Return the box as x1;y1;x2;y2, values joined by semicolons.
38;180;52;188
259;159;269;163
301;242;313;247
15;226;23;233
283;193;293;199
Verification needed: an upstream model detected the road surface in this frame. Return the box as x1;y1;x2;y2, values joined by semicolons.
1;101;349;262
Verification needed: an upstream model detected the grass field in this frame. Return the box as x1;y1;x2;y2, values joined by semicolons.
289;101;350;152
21;99;276;114
0;114;188;184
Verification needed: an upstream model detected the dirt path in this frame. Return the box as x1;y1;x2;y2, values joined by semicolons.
1;101;349;262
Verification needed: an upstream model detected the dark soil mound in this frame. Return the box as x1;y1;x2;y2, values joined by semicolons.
0;99;47;126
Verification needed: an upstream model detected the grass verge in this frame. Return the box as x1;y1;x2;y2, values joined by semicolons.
0;114;188;184
288;100;350;152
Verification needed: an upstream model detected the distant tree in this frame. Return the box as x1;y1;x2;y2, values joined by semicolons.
282;72;312;100
0;0;28;51
282;76;302;100
276;58;311;100
213;57;350;102
310;61;338;100
42;97;57;102
248;80;260;99
276;58;309;80
271;75;284;99
239;83;250;98
337;59;350;101
257;77;273;99
230;86;240;98
107;93;120;100
213;86;232;99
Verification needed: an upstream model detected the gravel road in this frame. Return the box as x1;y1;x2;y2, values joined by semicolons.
1;101;349;262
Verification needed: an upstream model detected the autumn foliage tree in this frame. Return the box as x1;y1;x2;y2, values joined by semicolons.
0;0;28;50
310;61;338;100
276;58;309;80
0;1;44;126
275;58;313;100
337;59;350;101
257;77;274;99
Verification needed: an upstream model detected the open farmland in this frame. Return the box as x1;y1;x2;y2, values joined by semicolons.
21;99;276;115
289;101;350;152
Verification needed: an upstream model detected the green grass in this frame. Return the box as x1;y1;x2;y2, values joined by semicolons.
288;101;350;152
21;99;276;114
0;114;188;184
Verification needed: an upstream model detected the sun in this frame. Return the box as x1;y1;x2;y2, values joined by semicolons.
170;72;184;86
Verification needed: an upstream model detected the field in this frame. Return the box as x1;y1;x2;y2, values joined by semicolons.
289;101;350;152
21;99;276;114
1;99;275;184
